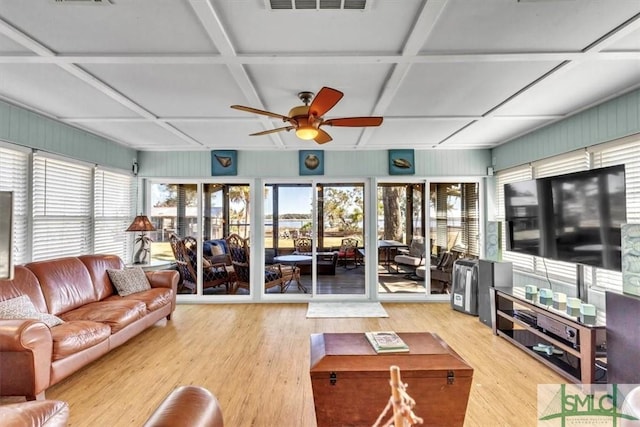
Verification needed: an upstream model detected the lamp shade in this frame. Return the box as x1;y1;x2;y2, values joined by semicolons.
126;215;156;232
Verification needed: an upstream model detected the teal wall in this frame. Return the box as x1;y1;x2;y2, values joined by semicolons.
0;100;135;171
492;89;640;171
138;149;491;178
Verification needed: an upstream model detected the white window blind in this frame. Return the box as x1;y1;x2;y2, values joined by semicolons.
497;166;533;272
590;137;640;293
462;182;480;257
0;145;29;265
32;155;92;261
95;169;133;259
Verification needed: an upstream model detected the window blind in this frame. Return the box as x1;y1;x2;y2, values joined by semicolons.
497;166;533;272
0;145;29;265
95;169;133;259
32;155;93;261
462;182;480;256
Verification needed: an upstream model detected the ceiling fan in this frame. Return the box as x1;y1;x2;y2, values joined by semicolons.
231;87;383;144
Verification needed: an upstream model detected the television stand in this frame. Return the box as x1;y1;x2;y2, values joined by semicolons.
490;287;606;384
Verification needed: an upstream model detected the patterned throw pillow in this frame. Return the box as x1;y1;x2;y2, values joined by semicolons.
0;295;64;328
107;267;151;296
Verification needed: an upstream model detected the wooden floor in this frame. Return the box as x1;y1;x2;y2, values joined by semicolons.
42;302;565;426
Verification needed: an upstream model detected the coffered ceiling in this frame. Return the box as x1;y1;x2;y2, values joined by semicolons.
0;0;638;151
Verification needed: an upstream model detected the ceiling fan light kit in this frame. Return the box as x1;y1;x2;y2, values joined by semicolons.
296;127;319;140
231;86;383;145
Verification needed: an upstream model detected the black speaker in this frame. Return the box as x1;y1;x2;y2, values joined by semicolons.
477;259;513;327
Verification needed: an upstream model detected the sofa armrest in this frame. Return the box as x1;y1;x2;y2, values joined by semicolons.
144;385;224;427
0;319;53;399
0;400;69;427
145;270;179;291
146;270;179;314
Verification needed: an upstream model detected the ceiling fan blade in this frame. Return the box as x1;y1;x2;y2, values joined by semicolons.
231;105;290;121
308;87;343;118
250;126;294;136
314;128;333;144
323;117;383;127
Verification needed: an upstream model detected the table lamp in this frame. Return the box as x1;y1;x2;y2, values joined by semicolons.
126;215;156;264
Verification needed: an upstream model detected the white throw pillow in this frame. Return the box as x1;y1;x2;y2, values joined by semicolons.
107;267;151;296
210;244;224;256
0;295;64;328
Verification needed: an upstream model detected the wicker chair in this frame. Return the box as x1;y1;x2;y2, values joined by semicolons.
169;234;234;294
293;237;313;254
225;233;299;293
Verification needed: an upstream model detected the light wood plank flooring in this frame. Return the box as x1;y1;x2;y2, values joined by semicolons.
42;302;565;426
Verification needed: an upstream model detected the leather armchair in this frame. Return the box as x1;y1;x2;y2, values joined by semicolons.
144;386;224;427
0;399;69;427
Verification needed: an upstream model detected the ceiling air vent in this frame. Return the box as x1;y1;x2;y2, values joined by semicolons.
269;0;367;10
53;0;113;4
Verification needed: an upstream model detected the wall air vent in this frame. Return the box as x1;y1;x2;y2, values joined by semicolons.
269;0;367;10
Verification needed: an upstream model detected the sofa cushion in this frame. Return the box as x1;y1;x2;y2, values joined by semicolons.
107;267;151;296
105;288;173;313
50;320;111;361
0;295;64;328
78;254;125;300
0;266;50;313
59;300;147;334
26;257;97;316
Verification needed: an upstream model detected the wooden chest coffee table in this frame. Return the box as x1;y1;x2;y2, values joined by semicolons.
309;332;473;427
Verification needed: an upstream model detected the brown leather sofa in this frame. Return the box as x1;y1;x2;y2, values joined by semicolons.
0;254;179;400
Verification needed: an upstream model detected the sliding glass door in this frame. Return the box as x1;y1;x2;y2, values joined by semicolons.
149;181;250;297
263;181;366;296
377;182;427;296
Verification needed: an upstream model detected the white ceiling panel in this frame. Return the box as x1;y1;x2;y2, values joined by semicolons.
0;33;30;53
83;121;197;150
83;64;243;117
496;60;640;116
389;61;562;116
365;119;474;149
422;0;640;53
0;64;140;118
443;117;557;148
171;120;286;150
0;0;217;54
215;0;424;54
0;0;638;152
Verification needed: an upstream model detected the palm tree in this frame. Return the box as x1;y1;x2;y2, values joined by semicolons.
228;185;251;238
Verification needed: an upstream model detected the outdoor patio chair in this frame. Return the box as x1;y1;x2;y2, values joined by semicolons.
337;238;359;269
394;237;426;268
169;233;235;294
293;237;313;254
225;233;300;293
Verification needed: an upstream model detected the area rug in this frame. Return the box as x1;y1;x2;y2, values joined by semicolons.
306;302;388;318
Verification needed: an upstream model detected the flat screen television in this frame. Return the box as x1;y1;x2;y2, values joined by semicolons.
549;164;626;271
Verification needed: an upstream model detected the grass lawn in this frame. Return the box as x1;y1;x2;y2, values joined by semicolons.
150;235;358;261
